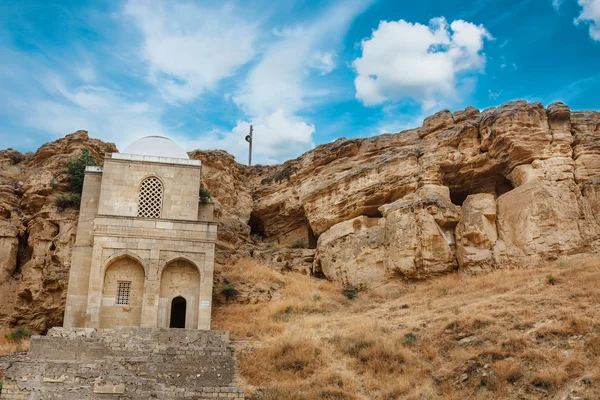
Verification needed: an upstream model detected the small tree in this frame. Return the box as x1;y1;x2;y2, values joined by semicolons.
65;148;96;195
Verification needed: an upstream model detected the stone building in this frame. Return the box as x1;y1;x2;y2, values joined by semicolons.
63;136;217;330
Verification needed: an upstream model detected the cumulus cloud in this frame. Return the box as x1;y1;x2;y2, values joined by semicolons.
352;17;492;109
234;1;371;117
230;0;372;163
574;0;600;40
124;0;257;103
181;109;315;165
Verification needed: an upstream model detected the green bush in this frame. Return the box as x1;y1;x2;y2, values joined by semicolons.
343;285;358;300
221;283;238;302
4;326;32;342
65;148;96;195
49;178;59;189
54;193;81;210
0;380;3;391
199;188;211;203
290;239;307;249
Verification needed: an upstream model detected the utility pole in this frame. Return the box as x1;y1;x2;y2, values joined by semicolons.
245;125;253;166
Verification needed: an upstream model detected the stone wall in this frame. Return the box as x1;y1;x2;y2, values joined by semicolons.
0;327;243;399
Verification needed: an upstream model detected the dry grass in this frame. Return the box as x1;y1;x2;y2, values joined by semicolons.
0;164;28;181
213;257;600;399
0;330;30;355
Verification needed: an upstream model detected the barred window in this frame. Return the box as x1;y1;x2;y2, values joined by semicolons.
116;281;132;305
137;177;163;218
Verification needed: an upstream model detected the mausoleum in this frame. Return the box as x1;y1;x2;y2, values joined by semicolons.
63;136;217;330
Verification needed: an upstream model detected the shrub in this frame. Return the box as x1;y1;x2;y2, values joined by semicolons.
290;239;307;249
343;285;358;300
49;178;59;189
273;166;297;183
0;380;3;391
4;326;32;342
54;193;81;210
402;333;417;346
221;283;238;302
65;148;96;194
199;188;211;203
546;274;558;285
8;152;22;164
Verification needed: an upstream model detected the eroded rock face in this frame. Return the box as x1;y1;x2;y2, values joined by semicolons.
0;131;116;331
303;101;600;286
455;194;497;273
4;101;600;330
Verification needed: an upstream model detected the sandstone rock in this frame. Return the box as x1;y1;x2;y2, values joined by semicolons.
456;194;497;273
495;180;589;266
314;216;385;288
0;131;116;331
5;101;600;329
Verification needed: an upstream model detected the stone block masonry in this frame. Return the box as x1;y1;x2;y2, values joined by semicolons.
1;327;244;399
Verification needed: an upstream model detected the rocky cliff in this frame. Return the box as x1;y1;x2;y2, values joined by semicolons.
1;100;599;331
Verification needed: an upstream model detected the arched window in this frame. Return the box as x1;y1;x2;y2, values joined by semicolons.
137;177;163;218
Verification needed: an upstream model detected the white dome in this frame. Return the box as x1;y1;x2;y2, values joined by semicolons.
122;136;189;159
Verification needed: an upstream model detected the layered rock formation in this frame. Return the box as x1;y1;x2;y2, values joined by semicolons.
249;101;600;287
1;101;600;331
0;132;116;331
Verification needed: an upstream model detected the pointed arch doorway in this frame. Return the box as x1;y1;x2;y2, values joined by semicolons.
169;296;187;328
159;259;200;329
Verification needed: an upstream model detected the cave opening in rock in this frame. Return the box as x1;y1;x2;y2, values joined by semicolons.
307;223;318;249
495;179;514;197
449;190;470;206
15;231;32;276
361;206;383;218
248;212;267;239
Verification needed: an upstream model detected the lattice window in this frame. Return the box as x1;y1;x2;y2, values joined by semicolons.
116;281;131;305
137;177;163;218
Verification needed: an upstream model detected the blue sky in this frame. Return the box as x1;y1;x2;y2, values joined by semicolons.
1;0;599;164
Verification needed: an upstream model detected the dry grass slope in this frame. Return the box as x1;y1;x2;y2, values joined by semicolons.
213;258;600;400
0;332;30;355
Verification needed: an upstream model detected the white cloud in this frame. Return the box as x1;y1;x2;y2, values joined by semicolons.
181;109;315;164
488;89;501;100
552;0;565;10
575;0;600;40
124;0;257;103
234;0;371;117
352;17;492;109
312;52;336;75
27;80;166;149
229;0;371;163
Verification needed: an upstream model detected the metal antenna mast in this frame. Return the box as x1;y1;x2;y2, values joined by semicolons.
245;125;253;166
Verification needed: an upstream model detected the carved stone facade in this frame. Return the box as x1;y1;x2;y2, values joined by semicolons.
63;137;217;330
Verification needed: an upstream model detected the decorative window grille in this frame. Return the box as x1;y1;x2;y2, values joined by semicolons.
116;281;132;305
137;177;163;218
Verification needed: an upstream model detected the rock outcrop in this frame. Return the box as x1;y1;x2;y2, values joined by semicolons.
249;101;600;287
0;131;116;331
2;101;600;331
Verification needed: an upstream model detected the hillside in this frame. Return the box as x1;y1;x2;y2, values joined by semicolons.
213;257;600;400
1;100;600;333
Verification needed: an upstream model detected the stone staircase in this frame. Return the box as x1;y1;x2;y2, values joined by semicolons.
1;327;244;399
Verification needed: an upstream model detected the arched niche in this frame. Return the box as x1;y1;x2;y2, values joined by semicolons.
158;259;200;329
100;256;145;328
